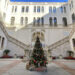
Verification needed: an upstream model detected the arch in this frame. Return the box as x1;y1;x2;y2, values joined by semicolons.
62;17;67;26
72;13;75;23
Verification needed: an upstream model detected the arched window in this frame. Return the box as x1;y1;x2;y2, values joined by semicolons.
49;7;52;13
22;6;24;12
49;17;53;26
37;6;40;12
20;17;24;25
0;36;1;43
1;37;4;48
54;17;57;26
53;7;56;13
41;17;44;26
63;17;67;26
33;17;36;26
15;6;17;12
72;39;75;47
71;1;73;8
25;17;28;25
64;7;66;13
60;6;63;13
26;6;29;12
11;17;15;25
12;6;14;12
41;6;44;13
37;17;40;26
34;6;36;12
72;13;75;23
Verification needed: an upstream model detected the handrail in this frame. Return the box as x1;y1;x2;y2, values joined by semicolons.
48;36;69;50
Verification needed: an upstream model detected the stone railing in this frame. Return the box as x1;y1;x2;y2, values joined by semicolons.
0;21;29;49
48;36;69;50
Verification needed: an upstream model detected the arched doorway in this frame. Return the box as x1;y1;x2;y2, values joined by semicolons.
32;32;44;42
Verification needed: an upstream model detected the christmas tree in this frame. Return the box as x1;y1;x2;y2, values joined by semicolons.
30;36;47;68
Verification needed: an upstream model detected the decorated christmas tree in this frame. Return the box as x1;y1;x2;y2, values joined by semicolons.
30;36;47;68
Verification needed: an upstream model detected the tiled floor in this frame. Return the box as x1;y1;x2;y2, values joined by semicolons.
0;59;75;75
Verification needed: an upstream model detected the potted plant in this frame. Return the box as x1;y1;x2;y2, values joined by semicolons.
3;49;10;55
2;49;11;58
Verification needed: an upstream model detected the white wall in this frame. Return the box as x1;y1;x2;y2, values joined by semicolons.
6;40;25;56
51;41;71;57
0;26;7;57
4;2;73;27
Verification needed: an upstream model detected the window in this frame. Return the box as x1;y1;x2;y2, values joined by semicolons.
22;6;24;12
15;6;17;12
41;17;44;26
69;4;71;10
1;37;4;48
53;7;56;13
37;17;40;26
60;6;63;13
63;17;67;26
33;17;36;26
49;7;52;13
26;6;29;12
49;17;53;26
37;6;40;12
20;17;24;25
72;39;75;47
0;36;1;43
64;7;66;13
72;13;75;23
41;6;44;13
11;17;15;25
71;1;73;8
54;17;57;26
34;6;36;12
25;17;28;25
12;6;14;12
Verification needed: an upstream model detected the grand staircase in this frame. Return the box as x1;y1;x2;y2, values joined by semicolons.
0;20;29;50
48;36;69;50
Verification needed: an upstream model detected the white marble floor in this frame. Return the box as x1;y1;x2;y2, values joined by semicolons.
0;59;75;75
